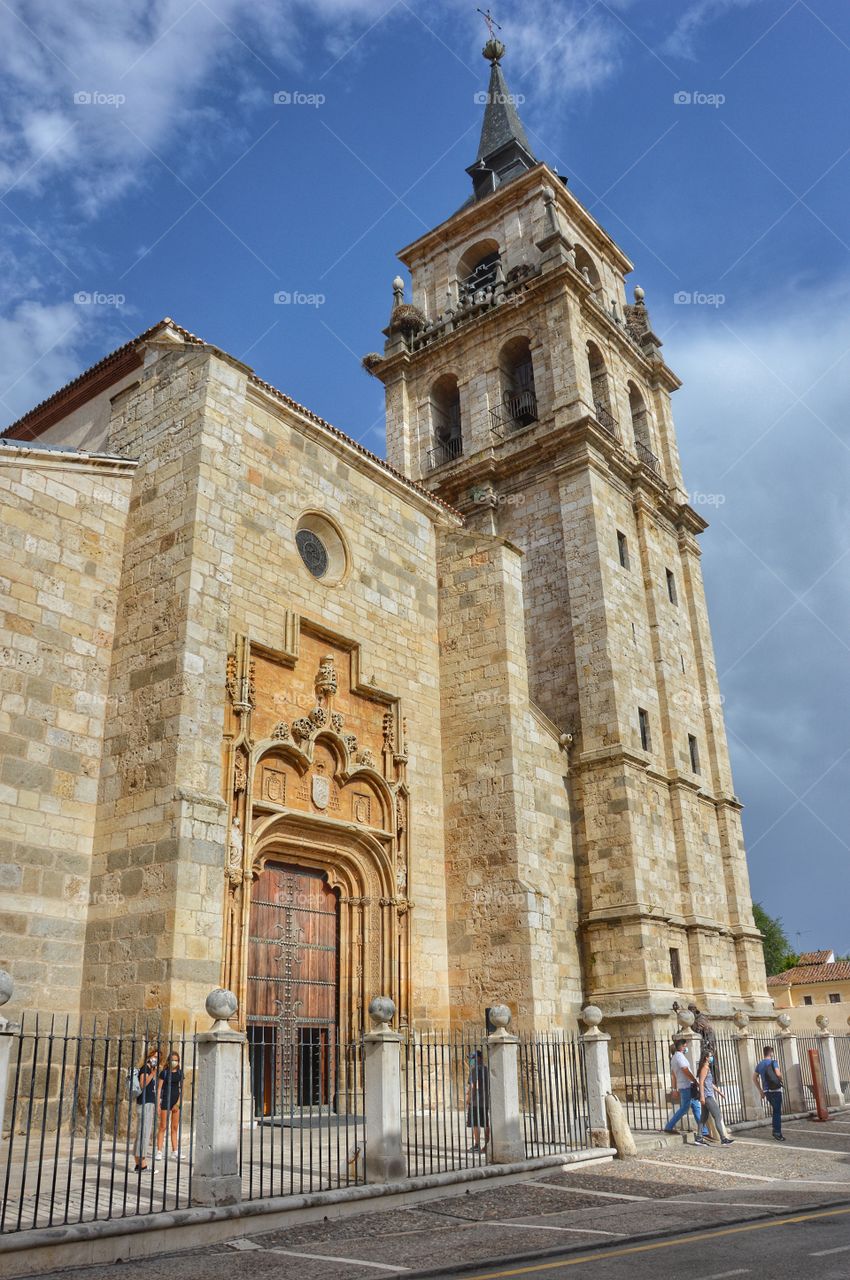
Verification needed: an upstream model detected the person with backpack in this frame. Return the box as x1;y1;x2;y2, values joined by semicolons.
695;1050;734;1146
133;1046;160;1171
754;1044;785;1140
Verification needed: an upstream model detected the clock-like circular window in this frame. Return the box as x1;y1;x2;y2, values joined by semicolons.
295;528;329;578
294;512;349;586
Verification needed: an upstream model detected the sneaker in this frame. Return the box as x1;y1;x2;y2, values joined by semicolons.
773;1133;786;1141
721;1138;735;1146
694;1137;709;1146
153;1150;161;1161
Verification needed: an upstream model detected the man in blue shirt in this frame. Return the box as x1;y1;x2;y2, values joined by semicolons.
754;1045;785;1140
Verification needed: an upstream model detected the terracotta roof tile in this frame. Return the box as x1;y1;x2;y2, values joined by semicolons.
798;949;834;965
766;961;850;986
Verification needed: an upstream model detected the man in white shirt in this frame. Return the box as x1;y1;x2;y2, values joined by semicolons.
663;1037;701;1133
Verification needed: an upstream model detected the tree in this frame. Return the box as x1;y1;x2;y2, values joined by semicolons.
752;903;799;976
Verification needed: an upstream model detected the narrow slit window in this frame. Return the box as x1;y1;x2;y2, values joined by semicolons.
617;530;630;569
666;568;677;604
669;947;682;988
688;734;700;774
638;707;651;752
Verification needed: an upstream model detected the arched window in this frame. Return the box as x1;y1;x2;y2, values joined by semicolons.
457;239;502;301
427;374;462;469
497;336;538;430
628;381;660;473
587;341;617;437
574;244;601;293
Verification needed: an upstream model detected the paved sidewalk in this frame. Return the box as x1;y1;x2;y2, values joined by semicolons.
31;1117;850;1280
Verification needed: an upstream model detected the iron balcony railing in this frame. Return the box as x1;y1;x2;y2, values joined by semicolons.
635;439;662;475
490;388;539;436
427;436;463;470
592;400;620;440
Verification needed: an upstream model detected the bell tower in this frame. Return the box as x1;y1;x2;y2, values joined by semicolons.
366;39;770;1031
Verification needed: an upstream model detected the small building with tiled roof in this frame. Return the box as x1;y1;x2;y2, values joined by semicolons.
767;950;850;1021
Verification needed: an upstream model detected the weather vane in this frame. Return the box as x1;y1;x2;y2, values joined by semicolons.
477;8;501;39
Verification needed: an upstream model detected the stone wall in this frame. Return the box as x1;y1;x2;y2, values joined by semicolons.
0;445;135;1014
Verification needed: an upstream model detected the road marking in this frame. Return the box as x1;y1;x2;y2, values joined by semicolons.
520;1181;651;1201
457;1204;850;1278
269;1247;410;1270
811;1244;850;1256
511;1223;625;1237
641;1158;777;1181
671;1200;787;1209
703;1271;750;1278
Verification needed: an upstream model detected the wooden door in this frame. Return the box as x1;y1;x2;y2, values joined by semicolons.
247;862;339;1111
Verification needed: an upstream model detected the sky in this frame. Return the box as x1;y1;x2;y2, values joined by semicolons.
0;0;848;958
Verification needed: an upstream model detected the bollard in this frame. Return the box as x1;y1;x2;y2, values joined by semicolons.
580;1006;613;1148
363;996;406;1183
486;1004;524;1164
192;989;245;1206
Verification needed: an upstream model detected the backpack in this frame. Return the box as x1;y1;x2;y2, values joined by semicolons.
127;1067;142;1100
763;1060;782;1091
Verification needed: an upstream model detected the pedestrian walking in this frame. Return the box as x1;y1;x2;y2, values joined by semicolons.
754;1044;785;1140
695;1050;734;1146
133;1045;159;1172
465;1049;490;1152
155;1050;184;1161
663;1036;701;1133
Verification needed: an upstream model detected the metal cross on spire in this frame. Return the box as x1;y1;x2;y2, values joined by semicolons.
477;7;501;39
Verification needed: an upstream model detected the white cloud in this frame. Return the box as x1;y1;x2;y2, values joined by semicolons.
660;0;768;59
0;301;97;422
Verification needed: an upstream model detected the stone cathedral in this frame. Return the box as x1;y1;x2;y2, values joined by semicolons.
0;40;772;1057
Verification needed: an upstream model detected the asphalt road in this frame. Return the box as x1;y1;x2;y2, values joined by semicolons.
436;1203;850;1279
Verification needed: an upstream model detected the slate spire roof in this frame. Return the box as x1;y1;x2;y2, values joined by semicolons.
467;38;537;201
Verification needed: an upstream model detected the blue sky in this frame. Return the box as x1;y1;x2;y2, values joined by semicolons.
1;0;848;958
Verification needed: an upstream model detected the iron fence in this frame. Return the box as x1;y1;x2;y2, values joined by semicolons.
834;1034;850;1096
611;1034;746;1134
401;1031;488;1176
711;1035;746;1125
0;1016;196;1233
519;1032;589;1157
240;1024;365;1200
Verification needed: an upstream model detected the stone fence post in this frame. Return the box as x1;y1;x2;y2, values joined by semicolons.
579;1005;612;1147
192;989;245;1207
363;996;406;1183
776;1014;805;1112
732;1013;762;1121
486;1004;524;1164
816;1017;844;1108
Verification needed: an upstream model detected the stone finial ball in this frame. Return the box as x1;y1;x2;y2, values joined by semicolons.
581;1005;603;1028
777;1012;792;1030
0;970;12;1007
482;36;506;63
489;1004;512;1029
205;988;237;1022
816;1014;830;1031
676;1009;695;1028
368;995;395;1027
634;285;645;303
733;1010;750;1030
392;275;404;292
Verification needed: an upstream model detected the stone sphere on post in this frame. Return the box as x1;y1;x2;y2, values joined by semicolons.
205;988;238;1031
816;1013;830;1032
732;1010;750;1032
581;1005;603;1031
676;1008;695;1029
776;1012;792;1032
0;970;12;1008
368;995;395;1029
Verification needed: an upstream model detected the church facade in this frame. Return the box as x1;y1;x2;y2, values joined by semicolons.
0;41;771;1047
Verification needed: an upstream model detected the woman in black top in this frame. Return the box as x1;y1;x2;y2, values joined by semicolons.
465;1050;490;1152
134;1046;159;1171
156;1051;184;1160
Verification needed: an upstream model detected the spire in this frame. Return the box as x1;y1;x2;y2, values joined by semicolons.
468;38;537;201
